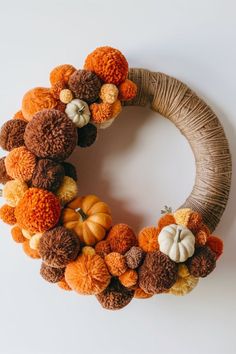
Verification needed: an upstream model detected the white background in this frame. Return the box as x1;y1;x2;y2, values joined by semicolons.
0;1;235;353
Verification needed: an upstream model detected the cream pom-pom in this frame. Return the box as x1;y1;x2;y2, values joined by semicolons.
100;84;119;104
22;229;34;239
60;89;73;104
168;264;199;296
29;233;43;250
55;176;78;205
82;246;96;256
3;179;28;207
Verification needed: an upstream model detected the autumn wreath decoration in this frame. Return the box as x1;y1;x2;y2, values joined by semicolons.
0;46;231;310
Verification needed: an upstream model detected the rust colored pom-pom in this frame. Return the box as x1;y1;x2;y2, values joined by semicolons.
95;240;111;258
62;162;78;181
50;81;66;99
22;240;40;259
105;252;127;276
195;224;210;246
38;227;80;268
24;109;77;161
31;159;65;192
119;269;138;288
186;246;217;278
118;79;137;101
5;146;36;182
134;287;153;299
96;278;134;310
40;263;65;283
57;278;72;291
0;157;12;184
139;251;178;294
22;87;58;121
84;46;128;85
107;223;137;255
65;254;111;295
13;110;27;121
90;102;113;123
138;227;159;252
125;246;145;269
0;119;27;151
68;70;101;103
50;64;76;85
0;204;16;225
11;226;26;243
187;211;203;233
77;123;97;148
207;236;223;260
15;188;61;233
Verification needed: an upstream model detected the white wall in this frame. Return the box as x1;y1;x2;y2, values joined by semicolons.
0;1;235;353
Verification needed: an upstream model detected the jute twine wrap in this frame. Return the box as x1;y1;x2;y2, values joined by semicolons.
125;68;232;232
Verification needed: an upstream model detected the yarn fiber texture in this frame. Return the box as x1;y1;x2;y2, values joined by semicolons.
68;69;101;103
0;157;12;184
125;246;145;269
5;146;36;182
77;123;97;148
31;159;65;192
40;263;65;283
0;119;27;151
107;223;137;254
186;246;216;277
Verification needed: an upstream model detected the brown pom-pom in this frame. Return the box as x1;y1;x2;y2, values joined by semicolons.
11;226;26;243
31;159;65;192
40;262;65;283
105;252;127;276
207;236;223;260
138;227;159;252
96;278;134;310
22;240;41;259
0;119;27;151
195;224;210;246
0;157;12;184
95;240;111;258
77;123;97;148
57;278;72;291
187;211;203;233
68;70;101;103
62;162;78;181
118;79;137;101
134;287;153;299
0;204;16;225
125;246;145;269
119;269;138;288
38;227;80;268
139;251;178;294
107;223;137;254
24;109;77;161
5;146;36;182
90;102;113;123
186;246;216;277
50;64;76;85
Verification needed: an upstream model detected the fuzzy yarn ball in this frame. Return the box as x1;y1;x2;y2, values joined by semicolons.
206;236;224;260
138;227;159;252
0;119;27;151
3;179;28;207
0;157;12;184
82;246;96;256
22;87;58;121
174;208;192;226
134;287;153;299
22;240;40;259
118;79;137;101
62;162;78;181
107;223;137;255
111;100;122;119
95;240;111;258
31;159;65;192
38;227;80;268
105;252;127;276
50;64;76;85
57;278;72;291
186;246;217;278
13;110;27;121
5;146;36;182
0;204;16;225
84;46;128;85
90;102;113;123
24;109;77;161
139;251;178;294
96;278;134;310
119;269;138;288
55;176;78;205
125;246;145;269
15;188;61;233
157;213;176;232
195;224;210;247
11;226;26;243
40;263;65;283
29;233;42;250
168;264;199;296
60;89;73;104
65;254;111;295
68;69;101;103
77;123;97;148
50;81;66;100
100;84;119;104
187;211;203;233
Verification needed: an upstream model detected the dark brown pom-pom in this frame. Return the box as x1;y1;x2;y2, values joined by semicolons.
139;251;178;294
125;246;145;269
38;226;80;268
77;123;97;148
40;262;65;283
0;157;12;184
24;109;77;161
0;119;27;151
31;159;65;191
68;70;101;103
95;240;111;258
96;278;134;310
62;162;78;181
186;246;216;278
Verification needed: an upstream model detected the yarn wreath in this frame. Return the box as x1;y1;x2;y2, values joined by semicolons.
0;46;231;310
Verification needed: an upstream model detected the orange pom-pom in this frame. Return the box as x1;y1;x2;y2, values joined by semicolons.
50;81;66;99
15;188;61;233
138;226;159;252
95;240;111;258
134;287;153;299
90;102;112;123
187;211;203;233
22;87;58;121
22;240;40;259
50;64;76;85
5;146;36;182
111;100;122;118
119;269;138;288
84;46;128;85
105;252;127;276
157;214;176;232
13;110;27;121
207;236;223;259
57;278;72;291
195;224;210;246
0;204;16;225
119;79;137;101
11;226;26;243
107;223;137;254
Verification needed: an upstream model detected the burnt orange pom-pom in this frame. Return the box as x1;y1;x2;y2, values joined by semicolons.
95;240;111;258
84;46;128;85
187;211;203;233
22;240;41;259
138;226;159;252
111;100;122;118
50;64;76;85
0;204;16;225
119;269;138;288
134;287;153;299
13;110;27;121
50;81;66;99
195;224;210;246
207;236;224;259
22;87;58;121
157;214;176;233
5;146;36;182
105;252;127;276
15;188;61;233
90;102;113;123
57;278;72;291
107;223;137;254
11;226;26;243
119;79;137;101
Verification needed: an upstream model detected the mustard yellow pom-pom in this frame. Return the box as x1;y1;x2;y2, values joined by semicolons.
82;246;96;256
174;208;192;226
56;176;78;205
119;269;138;288
22;229;34;239
59;89;73;104
3;179;28;207
168;264;199;296
100;84;119;104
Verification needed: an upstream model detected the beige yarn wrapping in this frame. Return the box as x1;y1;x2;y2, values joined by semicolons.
125;68;232;232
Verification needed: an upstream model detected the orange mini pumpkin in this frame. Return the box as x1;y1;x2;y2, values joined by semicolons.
62;195;112;246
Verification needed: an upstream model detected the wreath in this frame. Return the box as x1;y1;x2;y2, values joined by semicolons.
0;46;231;310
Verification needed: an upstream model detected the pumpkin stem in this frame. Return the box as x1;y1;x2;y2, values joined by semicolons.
176;229;182;242
161;205;172;214
78;105;85;113
76;208;87;221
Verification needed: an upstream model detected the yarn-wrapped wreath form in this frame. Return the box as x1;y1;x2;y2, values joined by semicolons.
0;46;231;310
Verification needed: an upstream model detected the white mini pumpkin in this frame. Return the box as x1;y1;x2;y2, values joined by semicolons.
65;99;90;128
158;224;195;263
